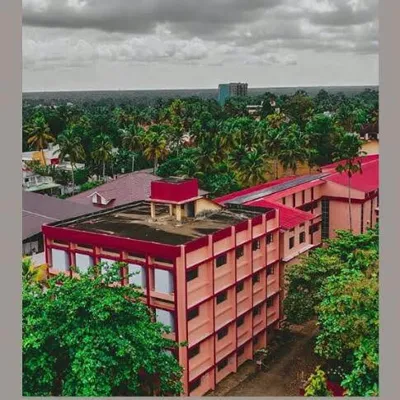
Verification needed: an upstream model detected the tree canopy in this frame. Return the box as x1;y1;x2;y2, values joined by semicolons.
22;262;184;397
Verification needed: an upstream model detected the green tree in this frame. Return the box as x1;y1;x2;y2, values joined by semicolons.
236;148;270;187
304;366;333;397
333;132;366;231
142;127;169;173
56;127;86;195
92;134;113;179
278;125;307;175
25;113;55;164
23;262;184;396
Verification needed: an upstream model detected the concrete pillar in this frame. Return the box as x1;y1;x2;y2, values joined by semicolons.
176;205;182;222
169;204;173;216
150;202;156;219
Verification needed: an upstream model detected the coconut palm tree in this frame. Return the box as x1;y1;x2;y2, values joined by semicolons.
141;128;168;173
278;126;308;175
236;148;271;187
333;132;367;232
56;127;85;195
259;121;284;179
25;113;55;165
92;134;113;179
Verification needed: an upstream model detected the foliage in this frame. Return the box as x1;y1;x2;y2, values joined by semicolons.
285;226;379;397
22;88;378;198
304;366;333;397
23;262;184;397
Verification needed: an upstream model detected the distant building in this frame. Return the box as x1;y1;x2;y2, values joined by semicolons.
218;82;248;105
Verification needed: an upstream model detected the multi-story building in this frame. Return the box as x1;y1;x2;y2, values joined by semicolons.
218;82;248;105
42;177;281;396
40;155;379;396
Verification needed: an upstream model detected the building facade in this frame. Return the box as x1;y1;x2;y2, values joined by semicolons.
218;82;248;105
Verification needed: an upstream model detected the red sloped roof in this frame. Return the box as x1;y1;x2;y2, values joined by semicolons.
324;158;379;193
214;176;297;204
248;199;314;230
67;170;161;209
321;154;379;172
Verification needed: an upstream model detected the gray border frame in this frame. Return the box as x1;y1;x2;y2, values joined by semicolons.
1;0;397;399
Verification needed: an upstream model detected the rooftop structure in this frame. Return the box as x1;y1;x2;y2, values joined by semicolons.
67;170;208;210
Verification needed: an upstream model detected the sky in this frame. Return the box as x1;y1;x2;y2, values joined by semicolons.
22;0;379;92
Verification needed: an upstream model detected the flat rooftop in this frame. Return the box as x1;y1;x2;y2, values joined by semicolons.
50;201;272;246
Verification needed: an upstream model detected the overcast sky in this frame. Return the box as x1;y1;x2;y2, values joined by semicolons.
22;0;379;92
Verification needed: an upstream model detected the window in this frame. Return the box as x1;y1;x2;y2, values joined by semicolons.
128;252;145;260
216;254;227;268
237;315;245;327
186;267;198;282
299;231;306;244
238;346;245;356
311;187;315;200
289;228;295;233
282;197;286;205
188;307;199;321
189;377;201;392
266;233;273;244
267;265;275;276
289;237;295;249
299;222;305;228
217;326;229;340
252;273;260;285
321;199;330;240
236;281;244;293
154;269;174;293
75;253;94;274
128;263;146;288
51;249;69;271
188;344;200;359
309;224;320;234
217;358;228;371
302;190;305;204
155;309;175;332
252;239;261;251
253;336;259;345
253;305;261;316
267;297;274;308
216;291;227;304
292;193;296;207
236;246;244;259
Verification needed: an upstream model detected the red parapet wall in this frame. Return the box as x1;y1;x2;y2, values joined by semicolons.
150;179;199;203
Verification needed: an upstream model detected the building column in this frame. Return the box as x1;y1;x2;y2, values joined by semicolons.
175;205;182;222
169;204;173;216
150;202;156;219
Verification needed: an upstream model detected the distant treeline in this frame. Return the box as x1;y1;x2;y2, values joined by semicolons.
23;85;378;107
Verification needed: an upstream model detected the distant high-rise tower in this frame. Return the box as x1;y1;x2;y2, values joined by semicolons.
218;82;248;105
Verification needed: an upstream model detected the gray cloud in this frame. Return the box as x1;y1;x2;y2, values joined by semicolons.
22;0;379;90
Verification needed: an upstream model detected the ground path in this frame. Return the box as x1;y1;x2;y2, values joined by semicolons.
208;320;320;397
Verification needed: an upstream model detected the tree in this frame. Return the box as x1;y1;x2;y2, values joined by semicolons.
92;134;113;179
284;227;379;397
278;125;307;175
142;127;169;173
56;127;86;195
304;366;333;397
333;132;366;231
23;262;184;396
236;148;270;187
25;113;55;165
